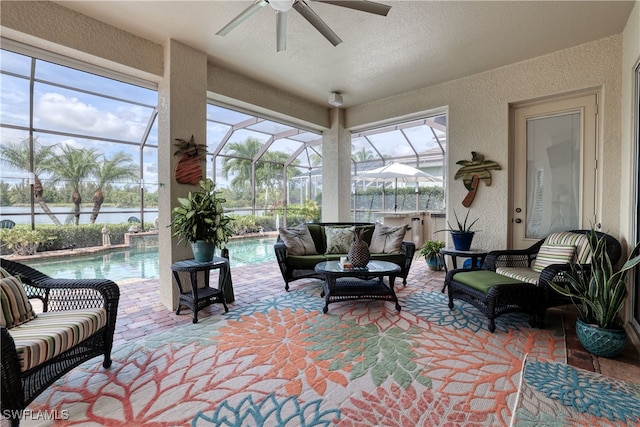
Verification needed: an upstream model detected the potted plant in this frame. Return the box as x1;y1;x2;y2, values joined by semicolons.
170;178;234;263
437;209;479;251
549;230;640;357
418;240;445;271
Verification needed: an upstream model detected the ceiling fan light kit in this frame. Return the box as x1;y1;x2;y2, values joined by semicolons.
216;0;391;51
269;0;295;11
328;92;343;107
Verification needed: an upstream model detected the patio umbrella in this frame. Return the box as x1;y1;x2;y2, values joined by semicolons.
355;163;441;211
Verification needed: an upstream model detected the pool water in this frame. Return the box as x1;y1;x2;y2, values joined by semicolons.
23;237;277;282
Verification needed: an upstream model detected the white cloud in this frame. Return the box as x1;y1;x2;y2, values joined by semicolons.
34;93;147;141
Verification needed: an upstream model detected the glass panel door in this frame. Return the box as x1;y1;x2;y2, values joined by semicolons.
512;94;597;249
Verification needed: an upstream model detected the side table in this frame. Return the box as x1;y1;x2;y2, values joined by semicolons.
171;257;230;323
439;247;488;292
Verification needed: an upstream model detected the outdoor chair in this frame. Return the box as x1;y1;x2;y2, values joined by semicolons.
0;219;16;229
444;230;622;332
0;258;120;425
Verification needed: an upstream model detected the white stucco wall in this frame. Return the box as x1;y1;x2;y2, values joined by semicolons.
347;35;624;251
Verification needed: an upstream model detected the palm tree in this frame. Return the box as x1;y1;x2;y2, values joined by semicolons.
0;137;62;225
50;145;99;225
221;137;262;194
90;152;139;223
257;150;291;210
454;151;502;207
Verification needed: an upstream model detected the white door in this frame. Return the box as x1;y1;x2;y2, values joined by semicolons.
511;94;598;249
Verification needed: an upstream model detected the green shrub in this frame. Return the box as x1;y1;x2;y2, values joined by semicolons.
0;227;51;255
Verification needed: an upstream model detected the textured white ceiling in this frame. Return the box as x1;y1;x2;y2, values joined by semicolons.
55;1;634;108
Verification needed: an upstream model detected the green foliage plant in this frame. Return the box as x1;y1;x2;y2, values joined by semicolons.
418;240;445;261
0;228;51;255
438;209;480;233
298;200;320;222
170;179;234;249
549;230;640;329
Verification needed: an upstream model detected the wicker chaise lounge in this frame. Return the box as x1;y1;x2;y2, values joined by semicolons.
0;258;120;426
445;230;622;332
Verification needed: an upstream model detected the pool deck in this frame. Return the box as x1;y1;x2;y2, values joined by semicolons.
109;258;640;385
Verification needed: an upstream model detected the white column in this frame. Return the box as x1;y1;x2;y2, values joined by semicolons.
157;40;207;309
322;108;351;222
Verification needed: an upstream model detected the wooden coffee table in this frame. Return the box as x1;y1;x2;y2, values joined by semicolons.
314;260;401;313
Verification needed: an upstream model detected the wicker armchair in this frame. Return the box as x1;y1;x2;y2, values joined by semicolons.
0;258;120;426
445;230;621;332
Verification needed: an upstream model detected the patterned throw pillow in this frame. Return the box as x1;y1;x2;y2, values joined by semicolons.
369;224;407;254
0;275;37;328
325;226;354;254
532;244;576;273
279;224;318;256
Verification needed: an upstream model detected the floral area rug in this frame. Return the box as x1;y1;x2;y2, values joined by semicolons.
25;282;565;426
511;357;640;426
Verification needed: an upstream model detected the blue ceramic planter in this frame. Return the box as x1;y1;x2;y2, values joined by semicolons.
576;318;627;358
191;241;215;263
426;256;443;271
451;232;474;251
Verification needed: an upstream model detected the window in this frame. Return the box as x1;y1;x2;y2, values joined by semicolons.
0;42;159;227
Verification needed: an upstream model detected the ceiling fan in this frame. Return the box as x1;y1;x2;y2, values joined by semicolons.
216;0;391;52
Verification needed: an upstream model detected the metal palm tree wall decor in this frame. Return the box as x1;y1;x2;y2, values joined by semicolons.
454;151;501;207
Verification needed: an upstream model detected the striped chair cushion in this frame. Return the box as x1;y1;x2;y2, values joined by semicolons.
8;308;107;372
0;275;37;328
532;244;576;273
543;232;592;263
495;267;540;285
0;267;12;278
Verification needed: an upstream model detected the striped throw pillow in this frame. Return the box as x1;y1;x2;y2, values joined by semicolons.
532;244;576;273
0;275;37;328
544;232;592;263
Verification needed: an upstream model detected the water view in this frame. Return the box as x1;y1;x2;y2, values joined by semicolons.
23;237;277;282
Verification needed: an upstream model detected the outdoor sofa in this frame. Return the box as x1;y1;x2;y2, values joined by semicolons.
444;230;622;332
0;258;119;426
274;222;416;291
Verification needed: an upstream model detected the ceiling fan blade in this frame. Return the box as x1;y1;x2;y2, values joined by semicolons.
216;0;268;36
313;0;391;16
293;0;342;46
276;11;287;52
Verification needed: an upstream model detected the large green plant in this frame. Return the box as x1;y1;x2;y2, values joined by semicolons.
549;230;640;329
0;228;51;255
418;240;445;261
438;209;480;232
170;179;234;249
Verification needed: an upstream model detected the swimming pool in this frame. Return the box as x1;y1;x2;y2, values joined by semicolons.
22;237;277;282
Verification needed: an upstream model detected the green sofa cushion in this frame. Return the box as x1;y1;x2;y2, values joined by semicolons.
286;255;328;269
453;270;527;294
306;224;326;254
370;253;405;266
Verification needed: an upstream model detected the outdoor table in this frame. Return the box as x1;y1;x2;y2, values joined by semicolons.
171;257;230;323
314;260;401;313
